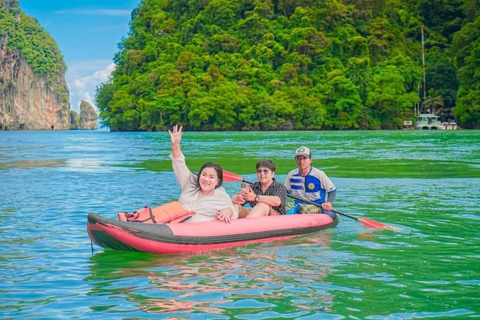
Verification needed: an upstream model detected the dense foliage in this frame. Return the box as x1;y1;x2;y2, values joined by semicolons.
0;5;67;100
96;0;480;130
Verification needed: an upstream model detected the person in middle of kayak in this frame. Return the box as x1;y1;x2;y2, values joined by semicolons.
232;159;288;218
285;146;337;219
169;125;238;223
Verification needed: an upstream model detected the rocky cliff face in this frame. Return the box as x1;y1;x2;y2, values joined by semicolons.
0;0;19;18
0;0;71;130
70;110;79;130
79;100;98;130
0;45;71;130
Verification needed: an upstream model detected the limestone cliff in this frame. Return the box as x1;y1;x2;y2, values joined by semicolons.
0;0;19;18
79;100;98;130
0;46;71;130
0;0;71;130
70;110;79;130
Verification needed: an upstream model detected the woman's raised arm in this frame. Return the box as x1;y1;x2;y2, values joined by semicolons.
168;125;183;159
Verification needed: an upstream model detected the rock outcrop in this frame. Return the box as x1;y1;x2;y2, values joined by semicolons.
79;100;98;130
0;0;19;18
0;47;71;130
0;0;71;130
70;110;79;129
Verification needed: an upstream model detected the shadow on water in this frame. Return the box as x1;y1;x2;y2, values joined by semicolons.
127;158;480;180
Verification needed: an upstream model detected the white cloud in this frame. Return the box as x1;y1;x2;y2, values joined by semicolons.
73;79;85;89
55;9;131;16
83;92;94;106
66;61;116;112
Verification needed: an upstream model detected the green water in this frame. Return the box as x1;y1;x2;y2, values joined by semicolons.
0;130;479;319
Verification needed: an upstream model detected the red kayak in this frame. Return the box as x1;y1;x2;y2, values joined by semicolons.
87;212;338;254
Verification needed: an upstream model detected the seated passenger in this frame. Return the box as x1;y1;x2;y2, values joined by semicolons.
169;125;237;223
232;159;287;218
285;146;337;219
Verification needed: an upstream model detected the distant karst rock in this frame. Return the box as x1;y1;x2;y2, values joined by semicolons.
79;101;98;130
0;0;19;18
0;0;70;130
69;110;79;130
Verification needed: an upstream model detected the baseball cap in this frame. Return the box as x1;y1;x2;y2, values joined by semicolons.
295;146;311;158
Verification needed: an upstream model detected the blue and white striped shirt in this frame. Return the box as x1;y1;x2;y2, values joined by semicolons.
285;167;336;205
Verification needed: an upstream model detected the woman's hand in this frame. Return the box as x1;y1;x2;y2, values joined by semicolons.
168;125;183;146
216;208;233;223
169;125;183;158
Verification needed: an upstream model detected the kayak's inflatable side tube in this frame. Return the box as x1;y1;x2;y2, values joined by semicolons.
87;213;338;254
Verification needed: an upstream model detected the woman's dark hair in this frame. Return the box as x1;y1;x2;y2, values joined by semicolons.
256;159;276;172
196;162;223;189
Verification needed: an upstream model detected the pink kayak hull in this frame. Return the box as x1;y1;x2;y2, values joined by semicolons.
87;212;338;254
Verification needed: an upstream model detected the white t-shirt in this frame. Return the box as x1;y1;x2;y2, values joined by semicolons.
170;153;238;222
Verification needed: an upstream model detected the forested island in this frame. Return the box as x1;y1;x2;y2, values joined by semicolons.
96;0;480;131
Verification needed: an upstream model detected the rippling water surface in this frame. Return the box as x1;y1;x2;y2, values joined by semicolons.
1;130;479;319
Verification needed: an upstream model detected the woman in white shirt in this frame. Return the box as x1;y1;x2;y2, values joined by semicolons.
169;125;238;223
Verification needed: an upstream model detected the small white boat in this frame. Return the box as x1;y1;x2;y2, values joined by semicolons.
439;122;458;130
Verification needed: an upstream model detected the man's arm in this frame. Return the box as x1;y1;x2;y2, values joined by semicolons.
326;190;336;203
284;173;292;193
322;190;336;211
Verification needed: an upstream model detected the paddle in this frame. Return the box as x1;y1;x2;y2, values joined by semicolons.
223;170;249;183
222;170;395;230
286;193;394;229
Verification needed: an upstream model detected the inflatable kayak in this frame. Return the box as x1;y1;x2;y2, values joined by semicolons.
87;212;338;254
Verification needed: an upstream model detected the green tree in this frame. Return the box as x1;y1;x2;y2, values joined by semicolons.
95;81;115;126
452;14;480;128
422;94;445;115
1;8;67;98
425;47;458;108
323;71;363;129
93;0;476;131
366;65;419;128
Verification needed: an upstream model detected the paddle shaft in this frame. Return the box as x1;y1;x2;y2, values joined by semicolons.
287;193;358;221
224;171;394;228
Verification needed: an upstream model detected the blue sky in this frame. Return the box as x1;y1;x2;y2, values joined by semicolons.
19;0;141;112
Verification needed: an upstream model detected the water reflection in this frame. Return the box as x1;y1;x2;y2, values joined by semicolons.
86;233;337;316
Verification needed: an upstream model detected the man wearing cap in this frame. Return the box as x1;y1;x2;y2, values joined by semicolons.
284;147;337;218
